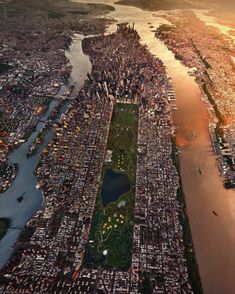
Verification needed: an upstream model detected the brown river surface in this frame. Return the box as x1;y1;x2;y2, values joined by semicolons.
140;29;235;294
71;1;235;293
169;58;235;294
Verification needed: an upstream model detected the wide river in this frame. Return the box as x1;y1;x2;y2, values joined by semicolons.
72;1;235;293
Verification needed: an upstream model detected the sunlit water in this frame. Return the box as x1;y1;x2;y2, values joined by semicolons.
196;10;235;45
72;1;235;293
65;34;92;93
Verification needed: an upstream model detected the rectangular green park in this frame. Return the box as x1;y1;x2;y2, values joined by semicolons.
84;103;138;270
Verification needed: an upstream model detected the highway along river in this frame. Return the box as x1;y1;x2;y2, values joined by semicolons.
0;34;91;268
72;1;235;293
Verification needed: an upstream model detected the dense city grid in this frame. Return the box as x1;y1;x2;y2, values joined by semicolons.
0;26;198;293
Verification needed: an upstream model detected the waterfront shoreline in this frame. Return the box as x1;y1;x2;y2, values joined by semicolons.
155;12;235;189
171;137;203;294
0;33;92;269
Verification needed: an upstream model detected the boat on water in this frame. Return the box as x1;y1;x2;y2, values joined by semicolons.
17;192;25;203
212;210;218;217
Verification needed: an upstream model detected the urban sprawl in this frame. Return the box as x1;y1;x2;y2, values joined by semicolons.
2;3;234;294
0;25;201;293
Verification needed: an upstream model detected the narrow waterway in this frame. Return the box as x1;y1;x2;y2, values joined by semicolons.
72;2;235;293
65;33;92;94
0;35;92;268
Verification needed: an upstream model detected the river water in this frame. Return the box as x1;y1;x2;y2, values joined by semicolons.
65;34;92;94
195;10;235;45
72;1;235;293
0;35;91;268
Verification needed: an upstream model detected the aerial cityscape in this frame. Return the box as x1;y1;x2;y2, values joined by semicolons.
0;0;234;293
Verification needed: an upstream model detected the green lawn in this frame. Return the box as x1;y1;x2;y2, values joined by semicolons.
84;103;138;270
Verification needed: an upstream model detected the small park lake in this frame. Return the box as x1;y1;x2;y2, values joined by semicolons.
101;169;130;206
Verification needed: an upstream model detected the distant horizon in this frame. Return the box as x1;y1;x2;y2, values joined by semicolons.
1;0;234;11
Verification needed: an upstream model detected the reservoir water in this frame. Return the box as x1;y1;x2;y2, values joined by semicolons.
72;1;235;293
101;169;130;206
0;35;92;268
